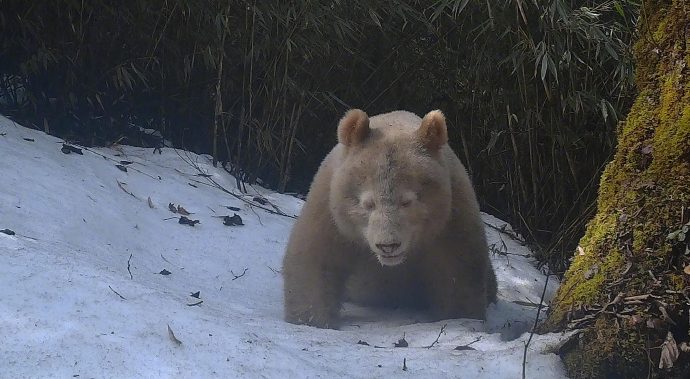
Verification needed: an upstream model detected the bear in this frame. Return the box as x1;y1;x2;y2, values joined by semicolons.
282;109;497;329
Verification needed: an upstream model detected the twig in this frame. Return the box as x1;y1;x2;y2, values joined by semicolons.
187;300;203;307
116;180;139;199
266;265;281;275
127;253;133;279
483;221;524;242
209;176;296;219
425;323;447;348
176;149;297;219
248;204;264;226
77;144;160;180
231;268;248;280
108;285;126;300
248;183;288;215
522;268;551;379
624;294;659;303
512;300;546;308
455;336;482;350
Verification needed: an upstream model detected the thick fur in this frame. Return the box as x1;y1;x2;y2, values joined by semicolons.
282;109;497;329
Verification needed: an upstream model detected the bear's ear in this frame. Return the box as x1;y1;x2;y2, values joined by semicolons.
337;109;370;146
417;110;448;151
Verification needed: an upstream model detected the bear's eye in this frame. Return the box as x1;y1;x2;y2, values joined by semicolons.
400;192;417;207
362;199;376;211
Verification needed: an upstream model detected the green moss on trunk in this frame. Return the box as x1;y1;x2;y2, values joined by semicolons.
542;1;690;377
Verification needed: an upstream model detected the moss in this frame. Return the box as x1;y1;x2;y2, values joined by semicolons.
544;234;625;328
669;273;686;292
543;0;690;377
561;318;653;379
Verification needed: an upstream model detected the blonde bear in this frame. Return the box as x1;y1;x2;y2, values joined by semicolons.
282;109;497;329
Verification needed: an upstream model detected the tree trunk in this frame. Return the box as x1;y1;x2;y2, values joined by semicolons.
542;1;690;377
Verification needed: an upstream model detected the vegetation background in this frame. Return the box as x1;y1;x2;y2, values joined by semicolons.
0;0;641;273
6;1;690;377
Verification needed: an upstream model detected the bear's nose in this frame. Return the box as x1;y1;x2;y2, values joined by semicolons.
376;242;401;255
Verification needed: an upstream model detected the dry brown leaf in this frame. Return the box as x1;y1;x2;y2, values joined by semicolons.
647;318;665;330
680;342;690;353
167;324;182;346
684;265;690;275
176;205;191;215
577;246;585;256
659;332;679;369
629;314;644;326
148;197;155;209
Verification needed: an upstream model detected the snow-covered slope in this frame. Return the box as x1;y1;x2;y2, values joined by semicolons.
0;115;569;378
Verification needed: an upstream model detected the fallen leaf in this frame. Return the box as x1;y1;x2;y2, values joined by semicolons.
61;144;83;155
659;332;679;369
23;138;34;142
119;160;133;165
179;216;199;226
167;324;182;346
252;196;268;205
226;206;241;212
223;214;244;226
453;345;476;351
159;269;172;276
148;197;155;209
176;205;191;215
187;300;203;307
577;246;585;256
646;318;665;330
394;337;408;348
0;228;16;236
680;342;690;353
357;340;370;346
115;164;128;172
684;265;690;275
168;203;177;212
190;291;200;298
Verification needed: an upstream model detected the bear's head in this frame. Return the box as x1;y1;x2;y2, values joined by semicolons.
329;109;453;266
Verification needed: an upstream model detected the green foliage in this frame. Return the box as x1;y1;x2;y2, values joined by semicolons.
0;0;639;270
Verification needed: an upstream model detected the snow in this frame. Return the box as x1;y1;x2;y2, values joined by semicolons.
0;114;571;378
